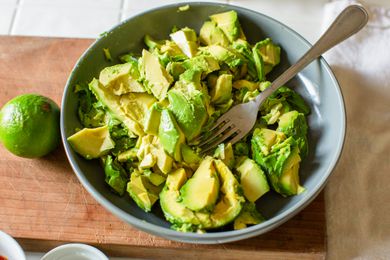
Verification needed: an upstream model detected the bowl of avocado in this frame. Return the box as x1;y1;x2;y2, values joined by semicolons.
61;2;345;243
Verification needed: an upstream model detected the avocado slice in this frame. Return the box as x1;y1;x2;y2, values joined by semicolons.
127;170;162;212
89;78;144;136
209;159;245;228
252;128;305;196
252;43;265;82
170;27;198;58
234;202;264;230
99;61;145;95
140;49;173;101
180;156;220;211
199;21;230;47
160;158;245;230
236;157;269;202
158;109;185;161
167;87;208;141
277;110;308;157
213;143;235;169
210;11;241;42
210;74;233;105
67;125;115;159
160;168;201;227
279;145;304;195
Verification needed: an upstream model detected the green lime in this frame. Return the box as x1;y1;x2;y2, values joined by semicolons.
0;94;60;158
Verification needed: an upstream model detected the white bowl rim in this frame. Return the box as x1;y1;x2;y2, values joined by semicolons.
42;243;108;260
0;230;26;260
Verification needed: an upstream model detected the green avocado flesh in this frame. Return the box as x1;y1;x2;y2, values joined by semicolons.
70;10;310;233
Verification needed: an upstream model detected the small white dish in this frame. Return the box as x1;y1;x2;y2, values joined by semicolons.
0;230;26;260
42;243;108;260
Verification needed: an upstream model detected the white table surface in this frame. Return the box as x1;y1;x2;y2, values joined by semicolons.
1;0;389;259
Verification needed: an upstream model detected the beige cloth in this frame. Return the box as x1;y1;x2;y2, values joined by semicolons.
322;1;390;259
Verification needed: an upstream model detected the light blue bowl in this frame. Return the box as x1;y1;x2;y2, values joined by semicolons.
61;2;345;243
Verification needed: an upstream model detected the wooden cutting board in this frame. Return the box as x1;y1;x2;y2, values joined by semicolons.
0;36;326;259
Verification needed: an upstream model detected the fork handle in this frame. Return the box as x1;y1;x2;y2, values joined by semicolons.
255;4;368;107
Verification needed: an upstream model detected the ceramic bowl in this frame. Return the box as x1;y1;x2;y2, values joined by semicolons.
61;2;345;243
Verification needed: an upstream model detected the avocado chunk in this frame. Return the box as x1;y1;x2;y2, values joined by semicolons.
167;86;208;141
120;92;156;128
236;157;269;202
277;110;308;157
143;169;166;186
182;55;220;78
168;168;188;190
99;61;145;95
251;128;304;196
181;144;201;165
210;74;233;105
213;143;235;169
160;168;201;227
127;170;162;212
254;38;281;75
137;135;173;174
67;125;115;159
139;153;156;169
261;102;286;125
209;159;245;228
89;78;144;136
160;159;245;231
200;45;242;68
166;61;186;80
103;155;128;195
233;79;259;91
117;147;138;162
199;21;230;47
153;142;174;174
252;43;265;82
159;41;187;60
180;156;220;211
260;86;310;118
140;49;173;101
158;109;185;161
144;103;162;136
231;39;258;79
234;202;264;230
210;11;241;42
170;27;198;58
144;34;163;50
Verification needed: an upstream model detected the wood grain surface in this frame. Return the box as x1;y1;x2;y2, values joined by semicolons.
0;36;326;259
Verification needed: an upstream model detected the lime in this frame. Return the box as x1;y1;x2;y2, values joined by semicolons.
0;94;60;158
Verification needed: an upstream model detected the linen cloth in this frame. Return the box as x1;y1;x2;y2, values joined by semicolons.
322;1;390;259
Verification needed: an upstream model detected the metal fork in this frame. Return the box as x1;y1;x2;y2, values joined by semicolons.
197;5;368;154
